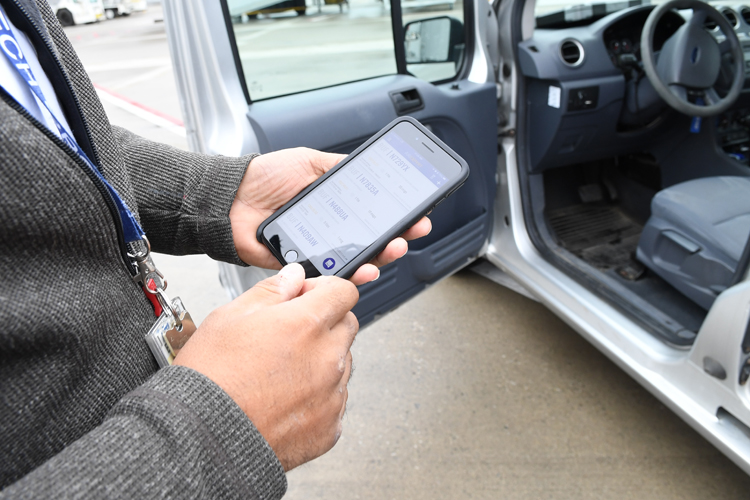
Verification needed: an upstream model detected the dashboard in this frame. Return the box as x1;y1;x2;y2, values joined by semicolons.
516;3;750;172
602;9;684;71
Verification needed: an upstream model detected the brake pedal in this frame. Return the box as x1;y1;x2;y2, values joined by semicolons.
578;183;604;203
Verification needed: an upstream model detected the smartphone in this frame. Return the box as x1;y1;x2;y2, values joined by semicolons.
257;116;470;279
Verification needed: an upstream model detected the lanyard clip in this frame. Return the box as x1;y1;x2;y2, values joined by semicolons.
129;236;183;331
128;236;195;367
130;236;167;291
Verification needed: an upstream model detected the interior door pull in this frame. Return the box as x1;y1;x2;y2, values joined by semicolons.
389;88;424;115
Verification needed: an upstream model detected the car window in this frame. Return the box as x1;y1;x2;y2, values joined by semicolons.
222;0;468;101
223;0;398;101
533;0;694;22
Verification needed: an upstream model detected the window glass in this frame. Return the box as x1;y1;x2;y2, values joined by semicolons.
534;0;651;20
225;0;398;100
402;0;465;82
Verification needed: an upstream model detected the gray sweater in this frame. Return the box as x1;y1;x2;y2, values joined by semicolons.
0;0;286;498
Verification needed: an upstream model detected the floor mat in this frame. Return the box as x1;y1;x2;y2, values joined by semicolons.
547;204;643;271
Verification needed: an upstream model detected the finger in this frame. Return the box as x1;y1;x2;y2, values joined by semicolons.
312;150;346;174
343;350;353;384
315;314;356;390
294;276;359;327
349;263;380;286
327;312;359;360
347;217;431;284
400;216;432;241
340;312;359;352
369;238;408;269
338;385;349;422
337;351;352;420
233;263;305;311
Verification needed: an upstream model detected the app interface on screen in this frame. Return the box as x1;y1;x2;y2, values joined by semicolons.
269;126;452;275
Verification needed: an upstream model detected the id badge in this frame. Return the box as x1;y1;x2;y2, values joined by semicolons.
145;297;196;368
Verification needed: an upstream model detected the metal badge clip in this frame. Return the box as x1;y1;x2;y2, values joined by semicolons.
131;236;197;368
130;236;167;291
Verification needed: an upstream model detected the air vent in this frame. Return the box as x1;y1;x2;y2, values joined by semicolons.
560;39;584;67
741;7;750;25
705;17;718;30
722;8;740;29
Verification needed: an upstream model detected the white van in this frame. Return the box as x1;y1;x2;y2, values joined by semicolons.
47;0;105;26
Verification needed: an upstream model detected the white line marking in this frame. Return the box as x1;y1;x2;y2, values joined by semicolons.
95;86;186;137
111;66;172;90
234;21;292;43
238;39;393;59
84;58;172;72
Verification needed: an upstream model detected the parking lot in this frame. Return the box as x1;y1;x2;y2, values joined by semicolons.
63;5;750;498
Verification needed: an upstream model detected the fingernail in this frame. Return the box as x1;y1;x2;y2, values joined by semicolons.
373;268;380;281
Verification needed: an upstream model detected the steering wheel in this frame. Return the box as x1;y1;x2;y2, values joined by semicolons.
640;0;745;117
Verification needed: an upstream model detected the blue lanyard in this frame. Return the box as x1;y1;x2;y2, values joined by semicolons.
0;5;145;243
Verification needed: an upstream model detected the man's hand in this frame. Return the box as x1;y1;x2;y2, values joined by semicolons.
229;147;432;286
174;263;358;471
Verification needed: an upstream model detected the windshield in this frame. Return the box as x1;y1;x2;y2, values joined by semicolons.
535;0;749;24
535;0;648;25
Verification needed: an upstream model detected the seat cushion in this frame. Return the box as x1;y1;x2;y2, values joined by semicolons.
636;176;750;310
651;176;750;263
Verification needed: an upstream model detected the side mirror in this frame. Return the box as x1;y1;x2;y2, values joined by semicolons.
404;16;465;66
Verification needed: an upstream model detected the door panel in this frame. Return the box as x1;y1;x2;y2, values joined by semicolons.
249;74;497;324
163;0;497;327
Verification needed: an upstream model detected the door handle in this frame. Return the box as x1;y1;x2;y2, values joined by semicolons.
389;88;424;115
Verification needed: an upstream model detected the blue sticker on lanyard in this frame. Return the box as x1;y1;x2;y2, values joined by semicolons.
0;6;144;243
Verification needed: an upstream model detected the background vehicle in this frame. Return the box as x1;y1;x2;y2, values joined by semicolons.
47;0;105;26
227;0;307;18
102;0;147;19
385;0;456;13
162;0;750;477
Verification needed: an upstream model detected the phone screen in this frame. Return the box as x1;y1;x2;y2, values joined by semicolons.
262;121;462;276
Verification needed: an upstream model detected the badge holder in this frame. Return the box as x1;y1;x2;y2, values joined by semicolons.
131;237;197;368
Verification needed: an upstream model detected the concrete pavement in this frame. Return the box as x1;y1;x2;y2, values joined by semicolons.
64;7;750;498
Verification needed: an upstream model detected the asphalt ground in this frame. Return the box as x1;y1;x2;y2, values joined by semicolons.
64;5;750;498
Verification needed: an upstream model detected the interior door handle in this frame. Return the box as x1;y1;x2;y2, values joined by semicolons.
389;88;424;115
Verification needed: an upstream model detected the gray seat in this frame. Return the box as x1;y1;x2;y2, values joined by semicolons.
636;176;750;310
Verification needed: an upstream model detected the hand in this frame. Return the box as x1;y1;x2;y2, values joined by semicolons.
229;147;432;286
174;263;358;471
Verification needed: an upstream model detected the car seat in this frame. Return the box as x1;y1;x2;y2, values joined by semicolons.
636;176;750;310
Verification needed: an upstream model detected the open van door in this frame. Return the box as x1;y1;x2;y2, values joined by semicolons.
162;0;499;326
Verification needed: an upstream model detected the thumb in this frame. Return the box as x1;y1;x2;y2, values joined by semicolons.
234;263;305;310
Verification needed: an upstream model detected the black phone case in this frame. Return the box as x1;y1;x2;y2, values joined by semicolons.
256;116;470;279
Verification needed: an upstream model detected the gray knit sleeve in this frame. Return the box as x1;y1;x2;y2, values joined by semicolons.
0;366;287;500
110;125;256;265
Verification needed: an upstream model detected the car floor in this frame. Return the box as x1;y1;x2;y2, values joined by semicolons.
543;161;708;337
546;203;642;271
546;202;707;333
